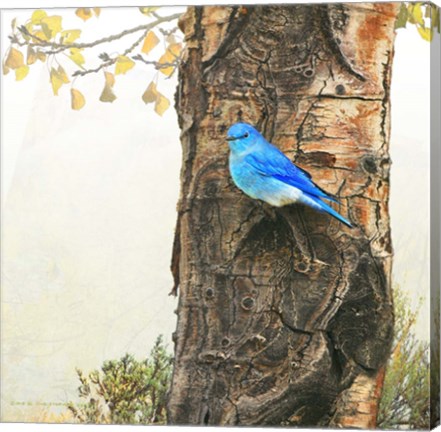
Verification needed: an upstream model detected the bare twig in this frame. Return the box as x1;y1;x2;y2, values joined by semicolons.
16;12;182;53
132;53;181;79
72;25;150;77
132;54;178;69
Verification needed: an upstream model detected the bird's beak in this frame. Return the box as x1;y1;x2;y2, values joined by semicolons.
227;134;247;141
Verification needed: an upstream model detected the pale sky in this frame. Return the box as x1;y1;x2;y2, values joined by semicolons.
0;3;433;425
1;7;186;421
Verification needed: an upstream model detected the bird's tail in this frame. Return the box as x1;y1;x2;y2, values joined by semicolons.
304;194;353;228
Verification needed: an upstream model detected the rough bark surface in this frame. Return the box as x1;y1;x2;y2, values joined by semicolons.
168;3;399;427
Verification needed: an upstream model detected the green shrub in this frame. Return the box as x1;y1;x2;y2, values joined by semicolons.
68;335;173;425
377;288;430;429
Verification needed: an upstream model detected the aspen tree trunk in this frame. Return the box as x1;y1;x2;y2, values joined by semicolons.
168;3;400;427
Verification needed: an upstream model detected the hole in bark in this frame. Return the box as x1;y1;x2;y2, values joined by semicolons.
297;262;307;272
203;408;210;425
205;287;214;299
241;297;255;310
303;68;314;77
198;351;216;363
221;337;230;347
335;84;345;95
295;66;303;73
363;156;377;174
213;107;222;118
205;181;218;196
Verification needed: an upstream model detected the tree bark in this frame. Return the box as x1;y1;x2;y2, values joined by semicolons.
168;3;399;427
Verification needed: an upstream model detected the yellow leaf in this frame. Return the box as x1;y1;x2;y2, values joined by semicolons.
425;4;432;18
41;15;62;39
142;81;158;104
71;88;86;110
3;63;10;75
50;66;69;95
58;65;70;84
408;3;424;25
41;24;52;40
100;84;116;103
139;7;159;15
141;81;170;115
27;46;37;65
168;43;182;57
69;48;85;67
115;55;135;75
33;30;49;42
100;71;117;103
141;31;160;54
93;8;101;17
76;8;92;21
158;59;174;76
11;18;17;31
5;47;24;69
50;67;63;95
166;34;177;45
36;51;46;62
60;29;81;44
417;25;433;41
158;43;181;76
15;65;29;81
155;93;170;116
104;71;115;87
31;10;47;24
431;5;440;33
22;23;33;41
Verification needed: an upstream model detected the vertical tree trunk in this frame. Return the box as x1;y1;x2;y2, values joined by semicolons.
168;3;399;427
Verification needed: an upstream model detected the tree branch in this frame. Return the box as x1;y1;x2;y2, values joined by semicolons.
72;25;150;77
16;12;182;53
132;54;179;69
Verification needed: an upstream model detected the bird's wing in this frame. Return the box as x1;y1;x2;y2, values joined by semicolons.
245;144;339;203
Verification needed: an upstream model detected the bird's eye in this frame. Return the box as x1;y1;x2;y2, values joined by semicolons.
244;132;249;138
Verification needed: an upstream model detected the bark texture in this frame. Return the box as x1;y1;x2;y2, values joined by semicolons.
168;3;399;427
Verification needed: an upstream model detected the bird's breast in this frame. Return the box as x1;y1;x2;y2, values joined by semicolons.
229;157;260;198
229;156;303;206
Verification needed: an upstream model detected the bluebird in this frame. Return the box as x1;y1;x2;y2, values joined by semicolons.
227;122;352;227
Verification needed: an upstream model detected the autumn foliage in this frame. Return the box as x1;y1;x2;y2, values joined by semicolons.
3;7;183;114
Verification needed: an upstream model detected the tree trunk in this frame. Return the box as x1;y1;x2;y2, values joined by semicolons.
168;3;399;427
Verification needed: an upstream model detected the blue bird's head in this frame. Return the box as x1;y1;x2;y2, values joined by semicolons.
226;122;262;154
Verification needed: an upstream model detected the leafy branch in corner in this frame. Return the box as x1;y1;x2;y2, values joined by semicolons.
2;7;184;115
395;2;440;41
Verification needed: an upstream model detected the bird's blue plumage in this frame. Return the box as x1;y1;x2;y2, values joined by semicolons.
227;122;352;227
